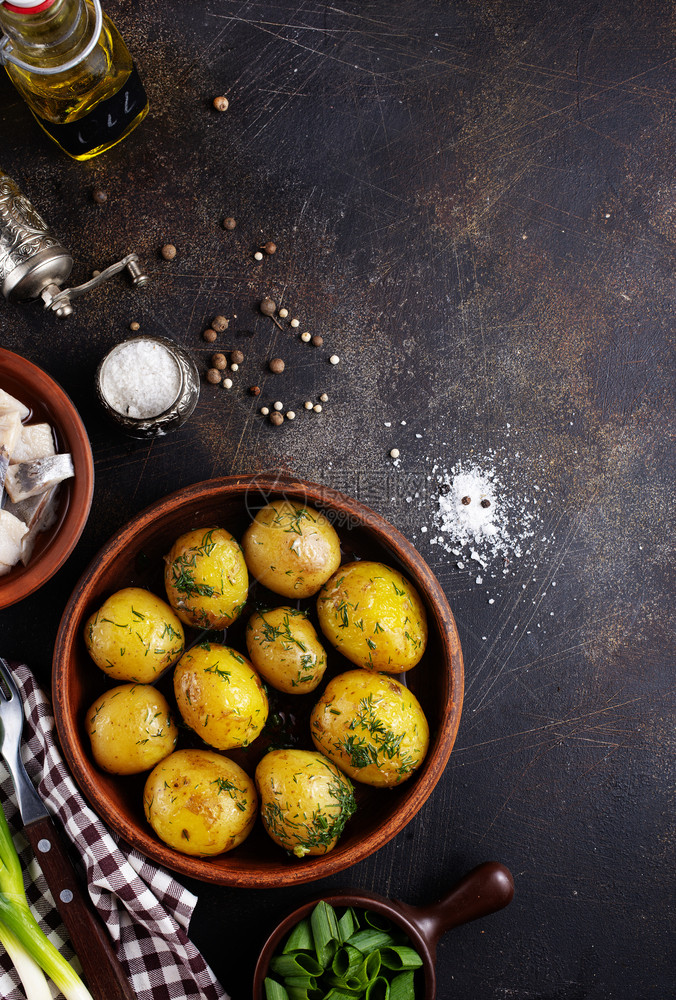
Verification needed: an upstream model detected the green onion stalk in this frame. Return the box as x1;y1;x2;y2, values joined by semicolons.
0;802;94;1000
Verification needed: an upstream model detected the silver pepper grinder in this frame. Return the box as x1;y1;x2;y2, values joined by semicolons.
0;168;148;318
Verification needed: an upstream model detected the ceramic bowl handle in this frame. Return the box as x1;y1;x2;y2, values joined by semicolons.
405;861;514;956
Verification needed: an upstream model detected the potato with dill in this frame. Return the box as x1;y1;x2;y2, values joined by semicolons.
164;526;248;630
144;749;257;856
242;500;341;598
245;606;328;694
316;561;427;673
86;684;178;775
84;587;184;683
173;642;268;749
255;748;356;857
311;670;429;787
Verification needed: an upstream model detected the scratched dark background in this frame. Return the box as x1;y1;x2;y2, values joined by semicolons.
1;1;675;997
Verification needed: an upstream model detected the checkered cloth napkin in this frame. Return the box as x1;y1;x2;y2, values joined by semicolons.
0;662;229;1000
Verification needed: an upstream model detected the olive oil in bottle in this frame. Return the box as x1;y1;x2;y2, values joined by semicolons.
0;0;148;160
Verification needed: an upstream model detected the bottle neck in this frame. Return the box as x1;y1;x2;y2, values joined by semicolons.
0;0;90;63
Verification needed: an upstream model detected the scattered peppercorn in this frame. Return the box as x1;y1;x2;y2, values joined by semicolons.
286;410;296;420
311;334;323;347
278;308;289;319
273;401;284;411
230;363;239;372
269;358;285;373
222;217;237;230
212;315;229;332
211;352;227;370
263;241;276;255
290;318;300;328
203;328;218;343
212;95;229;111
390;448;400;459
301;331;311;343
480;498;491;508
92;188;108;205
91;269;101;278
461;496;471;505
270;412;284;426
329;354;340;365
438;483;451;495
304;401;313;410
129;321;140;332
313;404;323;413
231;349;244;364
319;393;328;402
261;406;270;415
161;244;177;260
249;386;261;396
207;368;221;384
260;297;276;316
254;251;264;261
223;377;233;389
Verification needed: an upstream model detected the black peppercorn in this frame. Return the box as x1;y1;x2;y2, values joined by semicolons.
92;188;108;205
260;297;276;317
461;496;471;505
480;498;491;508
269;358;285;373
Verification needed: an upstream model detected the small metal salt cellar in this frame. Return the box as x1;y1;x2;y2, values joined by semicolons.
96;335;200;438
0;168;148;317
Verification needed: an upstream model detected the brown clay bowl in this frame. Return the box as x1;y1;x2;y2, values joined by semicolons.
0;348;94;609
253;862;515;998
53;474;463;887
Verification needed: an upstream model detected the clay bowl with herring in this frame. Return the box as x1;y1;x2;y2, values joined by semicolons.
254;861;515;999
0;347;94;609
53;474;463;887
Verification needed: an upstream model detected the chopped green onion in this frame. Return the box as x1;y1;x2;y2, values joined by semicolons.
337;908;356;942
284;918;313;954
346;929;394;955
388;970;416;1000
270;953;323;978
365;978;390;1000
267;903;422;1000
379;947;423;970
363;912;392;931
265;977;290;1000
311;900;340;967
332;944;364;979
0;804;93;1000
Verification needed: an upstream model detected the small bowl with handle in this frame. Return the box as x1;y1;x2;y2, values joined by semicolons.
253;860;515;998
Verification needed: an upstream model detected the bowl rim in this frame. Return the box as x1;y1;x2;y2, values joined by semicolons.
0;347;94;609
52;474;464;886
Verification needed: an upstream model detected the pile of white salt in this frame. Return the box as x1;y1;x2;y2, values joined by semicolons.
100;340;181;418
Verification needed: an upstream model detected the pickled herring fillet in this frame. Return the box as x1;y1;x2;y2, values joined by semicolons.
0;409;22;505
4;453;74;504
10;422;56;464
18;487;60;565
0;508;28;574
0;388;30;421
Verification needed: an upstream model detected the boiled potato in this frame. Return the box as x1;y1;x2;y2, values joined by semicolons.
86;684;178;775
173;642;268;750
144;749;257;856
164;526;248;630
316;561;427;673
84;587;184;683
310;670;429;787
245;607;328;694
255;749;356;857
242;501;341;598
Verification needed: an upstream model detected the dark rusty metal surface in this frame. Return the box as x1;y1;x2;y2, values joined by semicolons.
0;1;674;998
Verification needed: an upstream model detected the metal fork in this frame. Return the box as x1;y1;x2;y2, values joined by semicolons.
0;658;136;1000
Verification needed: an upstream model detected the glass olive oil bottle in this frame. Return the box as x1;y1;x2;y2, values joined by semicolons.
0;0;148;160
